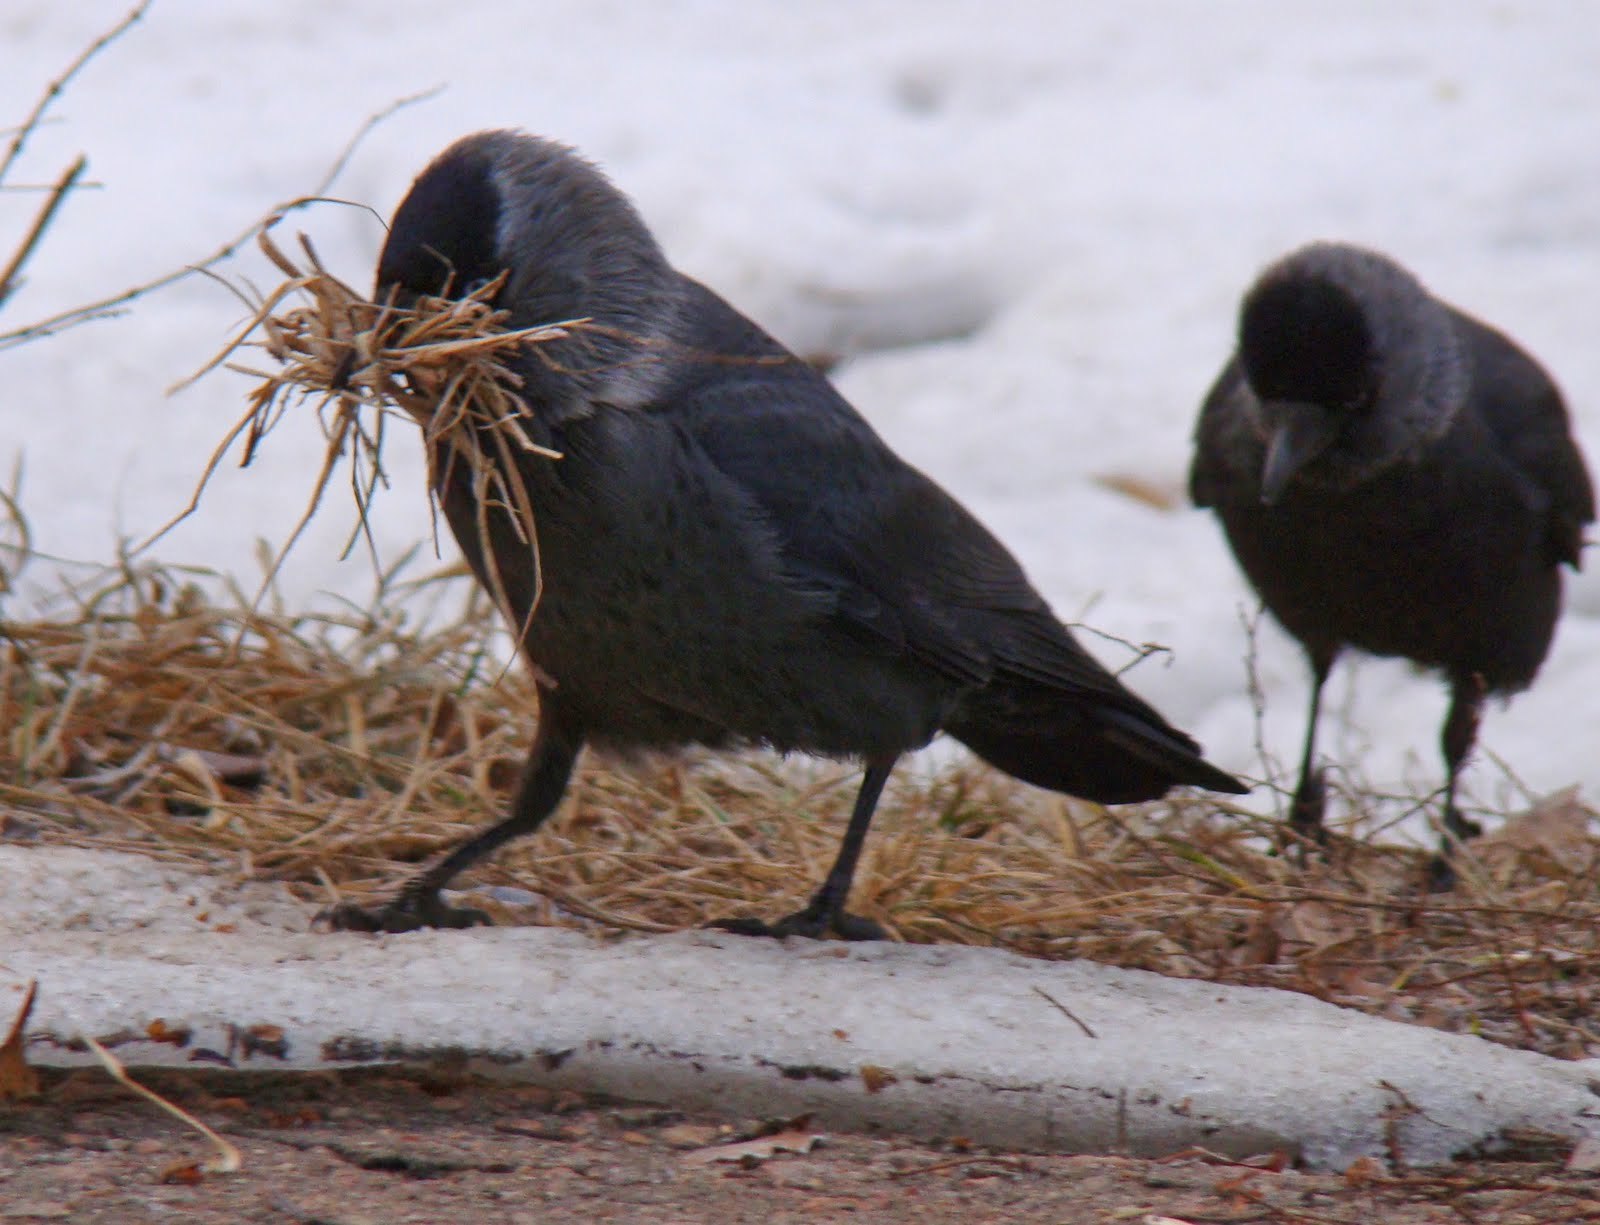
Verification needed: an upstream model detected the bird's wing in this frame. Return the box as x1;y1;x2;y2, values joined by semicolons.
677;357;1157;711
1455;309;1596;568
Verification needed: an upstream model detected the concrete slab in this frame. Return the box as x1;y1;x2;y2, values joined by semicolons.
4;844;1596;1169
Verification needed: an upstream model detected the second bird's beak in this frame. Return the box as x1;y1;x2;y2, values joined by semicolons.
1260;402;1340;506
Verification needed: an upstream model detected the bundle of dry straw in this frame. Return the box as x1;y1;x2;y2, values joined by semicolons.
175;224;582;622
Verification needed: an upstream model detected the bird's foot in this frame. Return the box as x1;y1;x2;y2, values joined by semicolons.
1274;767;1331;866
711;905;887;942
1424;805;1484;893
319;888;491;933
1286;767;1329;844
1423;853;1459;893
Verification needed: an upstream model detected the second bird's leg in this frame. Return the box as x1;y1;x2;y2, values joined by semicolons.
1427;674;1486;891
716;755;898;941
324;694;584;932
1286;652;1334;847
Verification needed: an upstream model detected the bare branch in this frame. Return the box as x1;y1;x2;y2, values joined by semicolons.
311;84;445;198
0;87;441;352
0;1;152;187
0;154;86;310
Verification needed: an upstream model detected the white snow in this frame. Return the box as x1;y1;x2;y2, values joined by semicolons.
5;0;1600;832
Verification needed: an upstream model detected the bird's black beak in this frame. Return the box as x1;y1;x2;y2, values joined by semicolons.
1260;402;1339;505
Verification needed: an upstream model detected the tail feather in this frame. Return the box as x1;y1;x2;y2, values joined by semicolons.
947;700;1247;804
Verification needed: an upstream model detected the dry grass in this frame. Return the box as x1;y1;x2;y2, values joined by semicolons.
164;225;582;634
3;537;1599;1063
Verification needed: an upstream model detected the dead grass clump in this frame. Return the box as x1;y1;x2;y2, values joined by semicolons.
167;225;581;631
0;552;533;892
3;542;1600;1062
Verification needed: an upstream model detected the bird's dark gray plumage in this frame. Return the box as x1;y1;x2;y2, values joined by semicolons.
1191;241;1593;880
332;129;1246;939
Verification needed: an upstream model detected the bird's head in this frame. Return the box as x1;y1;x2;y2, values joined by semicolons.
1239;269;1379;504
375;130;684;416
375;137;506;305
1236;242;1463;504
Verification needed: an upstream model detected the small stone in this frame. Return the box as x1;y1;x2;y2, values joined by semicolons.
658;1123;723;1149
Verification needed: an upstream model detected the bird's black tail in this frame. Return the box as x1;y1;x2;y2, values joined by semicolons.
946;694;1247;804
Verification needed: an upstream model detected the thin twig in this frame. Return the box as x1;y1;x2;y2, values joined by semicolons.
0;154;86;310
309;85;445;198
1030;985;1097;1038
0;1;151;187
0;85;438;351
83;1035;242;1174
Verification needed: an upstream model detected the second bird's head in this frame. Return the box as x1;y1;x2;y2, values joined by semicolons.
374;129;685;415
1236;242;1467;505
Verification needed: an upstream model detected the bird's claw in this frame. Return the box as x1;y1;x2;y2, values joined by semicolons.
1426;805;1483;892
319;890;492;933
1423;854;1459;893
1287;766;1329;843
710;906;887;942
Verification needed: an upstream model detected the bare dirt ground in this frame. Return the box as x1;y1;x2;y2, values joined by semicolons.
2;1065;1597;1224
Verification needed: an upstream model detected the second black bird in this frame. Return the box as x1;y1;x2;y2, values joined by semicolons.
332;129;1246;939
1191;241;1592;880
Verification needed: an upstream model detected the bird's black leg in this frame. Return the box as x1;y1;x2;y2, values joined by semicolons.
1287;650;1335;845
1427;674;1486;891
716;755;897;941
323;694;584;932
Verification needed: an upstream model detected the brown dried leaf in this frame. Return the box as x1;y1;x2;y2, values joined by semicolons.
1090;471;1183;511
1343;1154;1385;1186
1236;906;1282;966
1476;785;1595;871
237;1023;288;1059
146;1018;191;1046
1274;900;1358;953
1566;1136;1600;1172
0;980;41;1102
859;1064;898;1093
658;1122;724;1148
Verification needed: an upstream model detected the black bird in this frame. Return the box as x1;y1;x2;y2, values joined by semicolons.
331;129;1246;939
1190;241;1592;879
